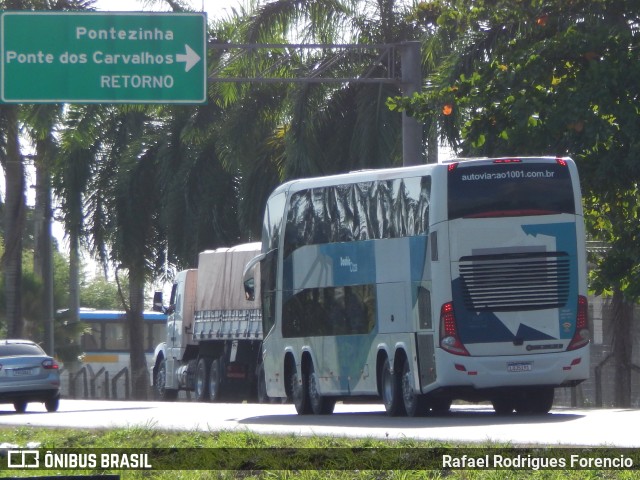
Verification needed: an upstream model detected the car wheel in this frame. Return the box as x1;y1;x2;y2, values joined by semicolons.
45;395;60;412
13;401;27;413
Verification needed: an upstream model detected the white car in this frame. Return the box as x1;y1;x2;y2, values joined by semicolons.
0;339;61;413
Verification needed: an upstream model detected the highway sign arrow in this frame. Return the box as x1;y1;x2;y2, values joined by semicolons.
176;44;201;73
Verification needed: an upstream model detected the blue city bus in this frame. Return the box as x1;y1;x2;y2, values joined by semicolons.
59;308;167;385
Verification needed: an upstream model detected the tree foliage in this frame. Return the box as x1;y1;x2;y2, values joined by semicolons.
389;0;640;406
392;0;640;298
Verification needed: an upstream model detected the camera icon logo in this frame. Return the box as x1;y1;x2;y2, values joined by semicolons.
7;450;40;468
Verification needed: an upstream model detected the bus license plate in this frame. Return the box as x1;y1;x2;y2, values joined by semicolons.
507;362;532;372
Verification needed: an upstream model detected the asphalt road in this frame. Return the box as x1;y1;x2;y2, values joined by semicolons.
0;399;638;447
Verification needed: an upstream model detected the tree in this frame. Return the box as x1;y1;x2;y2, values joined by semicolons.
0;0;94;343
391;0;640;406
212;0;442;234
58;105;164;399
1;104;25;339
80;276;127;310
23;103;64;353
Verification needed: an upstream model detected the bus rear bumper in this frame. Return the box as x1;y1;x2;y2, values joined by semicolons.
429;346;590;393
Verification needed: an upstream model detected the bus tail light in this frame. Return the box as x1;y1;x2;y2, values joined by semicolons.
439;302;470;356
567;295;590;351
493;158;522;164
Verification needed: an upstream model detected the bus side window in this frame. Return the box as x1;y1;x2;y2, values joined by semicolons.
81;327;99;350
105;323;128;350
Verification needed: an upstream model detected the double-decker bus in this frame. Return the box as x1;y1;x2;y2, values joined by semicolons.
244;157;589;416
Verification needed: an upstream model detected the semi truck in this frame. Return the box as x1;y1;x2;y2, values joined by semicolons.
150;243;267;402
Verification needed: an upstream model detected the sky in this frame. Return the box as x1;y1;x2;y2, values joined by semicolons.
93;0;246;19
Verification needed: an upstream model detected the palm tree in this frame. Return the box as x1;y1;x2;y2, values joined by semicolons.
1;103;25;338
212;0;442;234
154;104;244;266
0;0;94;339
23;104;64;352
85;105;165;399
55;105;102;328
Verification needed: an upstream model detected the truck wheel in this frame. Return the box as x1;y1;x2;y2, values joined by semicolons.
13;401;27;413
208;358;224;402
381;357;406;417
308;363;335;415
154;359;178;401
194;357;210;402
291;364;312;415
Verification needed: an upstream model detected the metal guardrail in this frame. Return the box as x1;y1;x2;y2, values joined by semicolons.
89;366;109;398
111;368;130;400
67;365;130;400
594;353;640;407
70;366;88;399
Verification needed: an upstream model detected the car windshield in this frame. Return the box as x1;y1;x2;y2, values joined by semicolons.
0;343;44;356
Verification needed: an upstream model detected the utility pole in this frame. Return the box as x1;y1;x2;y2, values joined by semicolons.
400;41;422;166
33;152;55;355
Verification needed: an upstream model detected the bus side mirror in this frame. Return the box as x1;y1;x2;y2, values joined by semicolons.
243;253;265;301
244;278;255;301
152;291;164;312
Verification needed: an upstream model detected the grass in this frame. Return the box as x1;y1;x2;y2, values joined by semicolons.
0;426;637;479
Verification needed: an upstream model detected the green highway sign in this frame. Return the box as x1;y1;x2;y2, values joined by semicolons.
1;12;207;104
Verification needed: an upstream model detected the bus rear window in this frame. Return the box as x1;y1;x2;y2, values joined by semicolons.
448;162;575;220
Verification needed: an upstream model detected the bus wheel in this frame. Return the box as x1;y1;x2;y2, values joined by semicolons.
429;397;452;415
154;359;178;401
308;364;335;415
257;363;270;404
194;357;210;402
401;359;426;417
291;364;312;415
381;357;406;417
208;358;224;402
492;397;515;415
515;387;554;415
